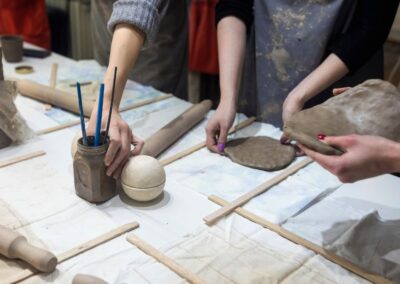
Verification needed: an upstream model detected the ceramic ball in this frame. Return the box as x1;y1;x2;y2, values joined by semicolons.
121;155;166;201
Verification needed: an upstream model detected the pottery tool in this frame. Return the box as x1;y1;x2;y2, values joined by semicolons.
94;84;105;146
126;234;206;284
35;94;173;136
203;158;313;225
0;225;58;273
104;66;117;144
209;196;391;284
49;63;58;88
0;151;46;169
141;100;212;157
160;117;256;166
17;79;93;117
76;82;88;146
6;222;139;284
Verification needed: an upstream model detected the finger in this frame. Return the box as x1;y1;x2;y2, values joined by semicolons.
205;125;219;153
323;135;355;150
104;127;121;167
332;87;350;96
131;134;144;156
298;143;338;170
294;144;305;156
217;127;229;152
108;125;131;178
113;155;130;179
280;133;292;145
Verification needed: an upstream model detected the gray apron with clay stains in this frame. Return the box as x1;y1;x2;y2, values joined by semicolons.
238;0;366;127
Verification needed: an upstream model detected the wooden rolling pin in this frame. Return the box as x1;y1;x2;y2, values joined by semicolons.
141;100;212;157
17;79;93;117
0;225;58;272
72;274;108;284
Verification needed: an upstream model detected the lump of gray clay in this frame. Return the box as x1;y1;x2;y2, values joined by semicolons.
224;136;296;171
283;79;400;155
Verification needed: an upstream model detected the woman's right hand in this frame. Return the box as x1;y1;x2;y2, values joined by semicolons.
205;100;236;153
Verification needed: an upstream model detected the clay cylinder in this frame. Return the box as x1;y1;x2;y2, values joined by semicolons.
0;225;58;272
73;134;116;203
141;100;212;157
1;35;23;63
17;79;94;117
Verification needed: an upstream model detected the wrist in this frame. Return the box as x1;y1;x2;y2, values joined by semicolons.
381;140;400;173
219;91;237;107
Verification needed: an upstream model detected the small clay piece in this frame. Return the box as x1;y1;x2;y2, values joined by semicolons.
284;79;400;155
72;274;108;284
224;136;296;171
15;65;34;74
141;100;212;157
1;35;23;62
0;224;58;272
121;155;166;201
73;134;116;203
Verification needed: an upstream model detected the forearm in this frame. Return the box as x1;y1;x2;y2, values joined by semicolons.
382;140;400;174
217;16;247;105
102;24;144;112
290;53;349;105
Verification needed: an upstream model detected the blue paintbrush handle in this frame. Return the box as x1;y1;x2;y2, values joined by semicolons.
94;83;105;146
76;82;88;146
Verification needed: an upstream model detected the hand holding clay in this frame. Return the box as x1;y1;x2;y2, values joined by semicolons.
206;100;236;153
0;225;57;272
87;111;143;179
298;135;400;183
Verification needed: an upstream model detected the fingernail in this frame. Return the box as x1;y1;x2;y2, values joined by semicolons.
317;133;326;140
217;143;225;152
280;137;290;145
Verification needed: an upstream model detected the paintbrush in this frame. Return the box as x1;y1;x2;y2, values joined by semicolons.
104;66;117;145
94;83;105;146
76;82;88;146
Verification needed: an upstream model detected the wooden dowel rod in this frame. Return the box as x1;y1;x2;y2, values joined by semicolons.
49;63;58;89
0;151;46;169
35;94;173;136
209;195;390;284
160;117;256;166
5;222;139;284
126;234;206;284
203;158;313;225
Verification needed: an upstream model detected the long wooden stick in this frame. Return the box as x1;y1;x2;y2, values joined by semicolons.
126;234;206;284
160;117;256;166
5;222;139;284
49;63;58;89
203;158;313;225
0;151;46;169
209;196;390;284
35;94;173;136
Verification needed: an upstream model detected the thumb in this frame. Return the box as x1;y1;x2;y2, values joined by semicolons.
217;127;229;152
323;135;355;150
332;87;350;96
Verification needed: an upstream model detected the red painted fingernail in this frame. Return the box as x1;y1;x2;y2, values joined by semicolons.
317;133;326;140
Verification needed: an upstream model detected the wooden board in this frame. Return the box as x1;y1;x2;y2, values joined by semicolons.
0;151;46;169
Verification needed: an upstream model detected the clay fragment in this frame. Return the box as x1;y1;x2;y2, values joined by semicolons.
284;79;400;155
224;136;296;171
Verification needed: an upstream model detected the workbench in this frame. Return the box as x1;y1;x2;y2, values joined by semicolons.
1;44;400;284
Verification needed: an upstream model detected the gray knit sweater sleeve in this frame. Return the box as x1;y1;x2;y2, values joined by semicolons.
108;0;169;42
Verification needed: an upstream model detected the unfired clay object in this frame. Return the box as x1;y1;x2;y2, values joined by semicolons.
224;136;296;171
284;79;400;155
121;155;166;201
72;274;108;284
0;225;58;272
1;35;23;63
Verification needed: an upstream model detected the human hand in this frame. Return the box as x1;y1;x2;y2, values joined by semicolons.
87;110;143;179
298;135;400;183
280;91;306;145
205;100;236;153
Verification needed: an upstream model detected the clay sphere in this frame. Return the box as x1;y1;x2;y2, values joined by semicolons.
71;131;82;158
121;155;166;202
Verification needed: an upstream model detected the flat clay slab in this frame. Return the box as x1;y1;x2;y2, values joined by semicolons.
224;136;296;171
